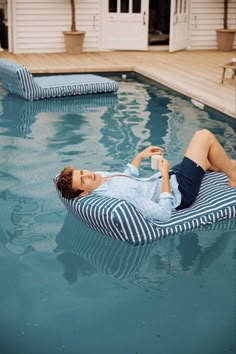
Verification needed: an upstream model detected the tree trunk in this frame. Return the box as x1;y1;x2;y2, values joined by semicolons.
223;0;228;29
70;0;77;32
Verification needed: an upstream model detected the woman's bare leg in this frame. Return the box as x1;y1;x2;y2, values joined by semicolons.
206;161;220;172
184;129;236;187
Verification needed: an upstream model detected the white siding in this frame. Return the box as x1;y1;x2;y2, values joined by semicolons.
10;0;236;53
189;0;236;49
13;0;100;53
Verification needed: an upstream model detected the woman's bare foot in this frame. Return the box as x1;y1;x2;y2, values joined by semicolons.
228;160;236;187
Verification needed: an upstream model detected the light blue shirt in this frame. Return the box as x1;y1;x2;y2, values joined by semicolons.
93;163;182;221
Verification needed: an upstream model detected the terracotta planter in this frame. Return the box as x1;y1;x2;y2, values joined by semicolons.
216;29;236;51
63;31;86;55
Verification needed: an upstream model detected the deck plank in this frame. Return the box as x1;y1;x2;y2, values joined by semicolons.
0;50;235;118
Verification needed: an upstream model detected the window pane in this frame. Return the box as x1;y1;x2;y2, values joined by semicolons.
133;0;141;13
174;0;178;14
109;0;117;12
121;0;129;13
184;0;187;13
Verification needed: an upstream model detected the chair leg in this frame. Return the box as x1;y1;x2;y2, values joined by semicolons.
221;68;226;84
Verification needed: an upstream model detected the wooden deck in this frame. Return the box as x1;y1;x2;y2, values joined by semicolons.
0;50;235;118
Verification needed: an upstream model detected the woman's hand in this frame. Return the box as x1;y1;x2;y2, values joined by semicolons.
138;146;164;160
131;145;164;169
159;158;170;176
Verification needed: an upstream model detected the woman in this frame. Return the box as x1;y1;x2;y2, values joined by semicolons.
56;129;235;222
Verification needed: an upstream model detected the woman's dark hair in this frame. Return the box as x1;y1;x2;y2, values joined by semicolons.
56;166;84;200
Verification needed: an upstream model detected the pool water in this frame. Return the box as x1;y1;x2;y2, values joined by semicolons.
0;74;235;354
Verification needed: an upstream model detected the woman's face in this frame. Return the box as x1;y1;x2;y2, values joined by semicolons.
72;169;103;196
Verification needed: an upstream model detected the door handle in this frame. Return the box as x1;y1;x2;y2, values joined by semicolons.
143;11;146;25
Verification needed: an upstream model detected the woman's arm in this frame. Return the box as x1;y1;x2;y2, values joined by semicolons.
124;191;174;221
159;159;171;194
131;147;171;194
130;146;164;169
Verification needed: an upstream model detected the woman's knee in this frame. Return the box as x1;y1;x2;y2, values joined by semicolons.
193;129;212;142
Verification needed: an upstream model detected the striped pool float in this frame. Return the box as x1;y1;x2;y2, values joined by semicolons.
0;59;118;101
54;171;236;245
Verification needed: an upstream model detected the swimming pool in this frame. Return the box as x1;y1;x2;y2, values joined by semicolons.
0;74;235;354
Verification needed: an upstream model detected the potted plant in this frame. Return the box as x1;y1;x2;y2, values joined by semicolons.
216;0;236;51
63;0;86;54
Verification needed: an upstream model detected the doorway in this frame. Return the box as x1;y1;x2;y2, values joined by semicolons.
0;0;8;50
148;0;170;47
100;0;189;52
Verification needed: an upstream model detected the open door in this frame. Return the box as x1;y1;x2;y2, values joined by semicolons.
169;0;189;52
101;0;149;50
0;0;8;51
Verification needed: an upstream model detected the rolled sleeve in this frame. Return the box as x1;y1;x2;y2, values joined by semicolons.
123;163;140;177
159;192;174;201
126;192;174;222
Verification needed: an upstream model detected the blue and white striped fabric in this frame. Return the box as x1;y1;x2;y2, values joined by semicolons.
0;59;118;101
54;171;236;245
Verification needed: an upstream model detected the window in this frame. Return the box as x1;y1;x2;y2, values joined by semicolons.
184;0;187;13
121;0;129;13
132;0;141;13
109;0;117;12
174;0;178;15
109;0;141;14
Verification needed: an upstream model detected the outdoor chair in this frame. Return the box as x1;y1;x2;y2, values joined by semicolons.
220;59;236;84
0;59;118;101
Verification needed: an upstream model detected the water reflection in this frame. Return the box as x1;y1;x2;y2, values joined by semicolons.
145;84;236;163
0;93;118;138
164;99;236;162
57;252;96;284
0;188;60;255
191;232;232;275
176;233;202;272
0;92;119;254
100;82;156;170
55;213;236;284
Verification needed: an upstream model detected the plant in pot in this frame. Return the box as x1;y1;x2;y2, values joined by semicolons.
63;0;86;54
216;0;236;51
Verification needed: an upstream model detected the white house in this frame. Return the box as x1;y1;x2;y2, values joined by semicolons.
0;0;235;54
